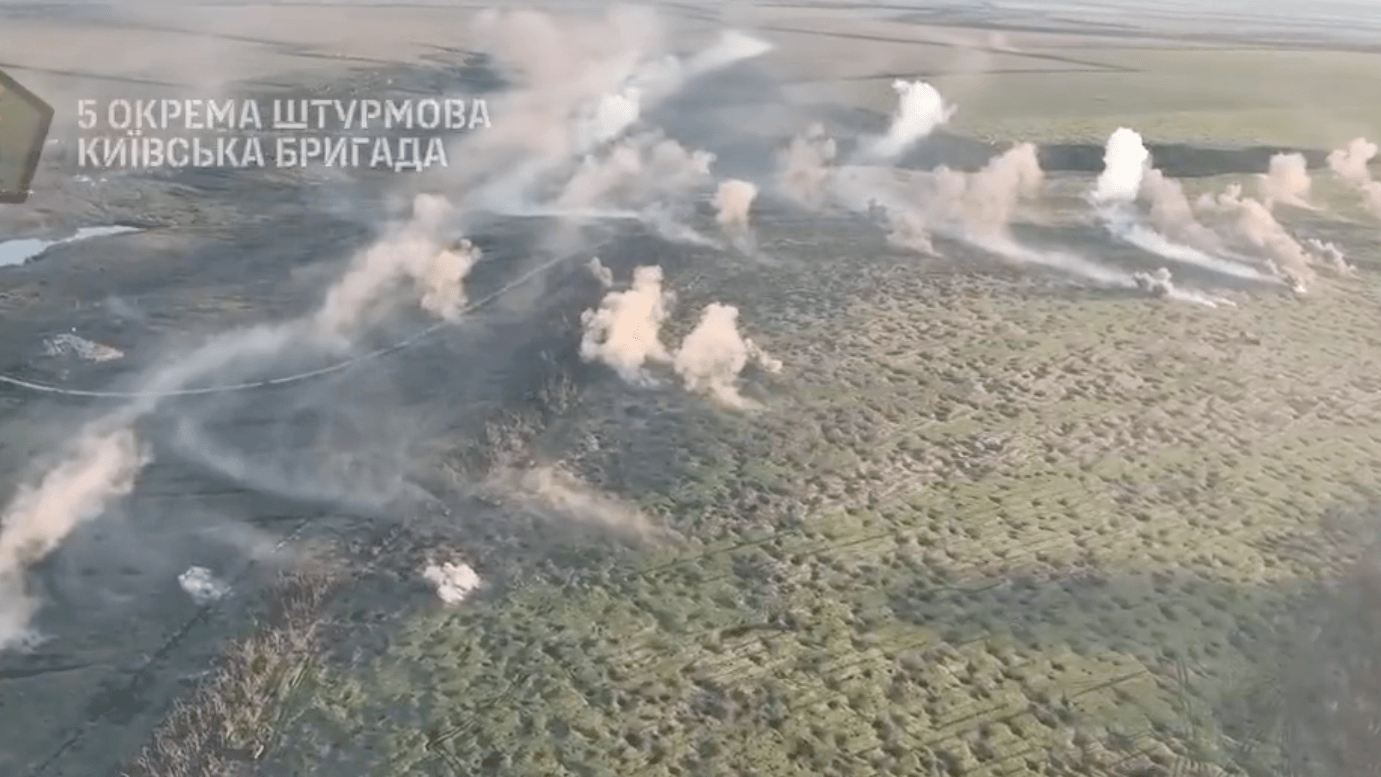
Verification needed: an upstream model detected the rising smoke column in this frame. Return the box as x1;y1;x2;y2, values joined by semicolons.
1091;127;1150;205
777;124;838;208
457;8;771;217
0;194;479;650
1139;168;1224;251
1090;127;1286;287
1257;152;1316;210
554;133;716;212
587;257;614;288
1197;184;1323;292
315;195;478;342
714;179;757;231
932;142;1044;238
0;428;150;650
673;302;782;409
579;265;674;384
714;179;759;253
1327;137;1381;218
857;80;955;162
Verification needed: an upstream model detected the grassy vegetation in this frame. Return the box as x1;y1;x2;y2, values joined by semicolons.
112;202;1381;777
121;567;339;777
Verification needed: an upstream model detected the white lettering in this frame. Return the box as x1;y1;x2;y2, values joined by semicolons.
415;99;440;130
242;137;265;166
423;137;448;168
393;137;421;171
323;137;347;167
369;136;393;168
107;99;131;130
77;136;101;166
185;100;205;130
194;137;215;166
239;100;263;130
104;137;127;167
469;99;491;129
385;100;412;129
207;100;234;130
273;99;307;130
166;137;189;166
77;100;97;130
276;136;298;167
335;100;358;130
137;100;157;130
444;99;465;130
350;136;370;166
360;99;382;129
300;137;323;166
160;100;182;129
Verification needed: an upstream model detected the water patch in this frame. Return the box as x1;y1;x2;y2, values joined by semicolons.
0;226;140;268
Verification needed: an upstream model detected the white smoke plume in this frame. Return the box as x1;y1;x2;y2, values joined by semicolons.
1305;238;1355;275
931;142;1044;239
886;210;935;255
714;179;758;232
422;561;482;604
680;30;774;78
1133;267;1176;297
1139;168;1224;251
1257;152;1316;210
1091;127;1150;204
777;124;838;208
554;133;716;212
673;302;782;409
458;8;770;216
0;427;150;650
587;256;614;288
1091;129;1282;286
495;464;671;542
579;265;674;384
858;80;955;162
574;88;643;152
1129;266;1234;307
314;194;478;342
0;194;481;650
1327;137;1381;218
1197;184;1318;292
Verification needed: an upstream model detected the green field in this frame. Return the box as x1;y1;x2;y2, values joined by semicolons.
121;202;1381;776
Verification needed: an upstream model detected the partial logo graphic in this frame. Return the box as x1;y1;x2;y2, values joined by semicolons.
0;69;55;204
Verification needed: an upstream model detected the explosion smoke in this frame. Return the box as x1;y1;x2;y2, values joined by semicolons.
314;194;478;342
0;428;149;650
1327;137;1381;217
1258;152;1316;210
458;8;769;216
714;179;758;232
858;80;955;162
886;210;936;255
777;124;838;209
1092;127;1150;204
587;257;614;288
1092;128;1283;286
554;133;716;213
1198;184;1319;291
0;194;478;650
932;142;1044;239
495;464;671;542
1139;168;1224;251
673;302;782;409
579;265;674;384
